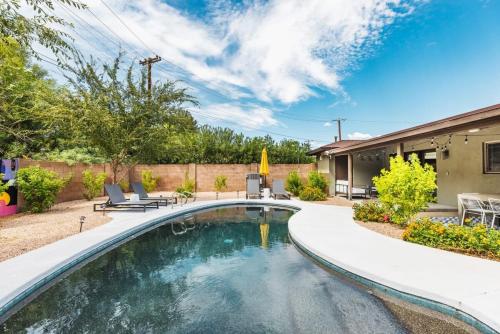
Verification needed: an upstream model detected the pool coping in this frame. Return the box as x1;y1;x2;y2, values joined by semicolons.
287;204;500;334
0;199;499;333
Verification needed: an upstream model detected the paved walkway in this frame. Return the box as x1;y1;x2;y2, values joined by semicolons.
1;199;499;332
288;204;500;333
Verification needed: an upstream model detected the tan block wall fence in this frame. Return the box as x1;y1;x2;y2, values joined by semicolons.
17;159;316;206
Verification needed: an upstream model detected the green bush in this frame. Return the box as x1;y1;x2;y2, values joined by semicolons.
16;166;69;213
307;171;329;193
214;175;227;192
373;153;436;226
0;173;12;194
285;170;303;196
176;172;195;197
118;179;129;193
353;201;391;223
82;169;107;200
403;218;500;259
299;186;327;201
141;170;158;193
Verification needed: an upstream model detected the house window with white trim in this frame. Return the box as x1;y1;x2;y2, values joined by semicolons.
484;141;500;173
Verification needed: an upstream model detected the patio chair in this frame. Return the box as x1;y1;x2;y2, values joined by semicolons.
131;182;177;207
459;197;492;225
94;184;159;212
488;198;500;228
272;180;290;199
246;178;262;199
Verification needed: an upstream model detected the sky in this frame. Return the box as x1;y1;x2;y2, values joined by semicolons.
40;0;500;148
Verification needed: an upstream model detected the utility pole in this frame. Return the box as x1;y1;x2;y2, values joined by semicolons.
139;55;161;98
334;118;346;141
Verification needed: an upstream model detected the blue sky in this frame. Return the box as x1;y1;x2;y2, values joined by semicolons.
43;0;500;147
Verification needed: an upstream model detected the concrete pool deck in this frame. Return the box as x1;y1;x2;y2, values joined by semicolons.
0;199;499;332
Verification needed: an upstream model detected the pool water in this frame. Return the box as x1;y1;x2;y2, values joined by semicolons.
1;206;409;333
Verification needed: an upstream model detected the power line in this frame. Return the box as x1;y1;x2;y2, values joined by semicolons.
189;109;329;143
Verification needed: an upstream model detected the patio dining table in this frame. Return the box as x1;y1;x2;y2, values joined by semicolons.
457;193;500;219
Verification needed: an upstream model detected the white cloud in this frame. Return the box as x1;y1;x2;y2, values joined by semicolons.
347;132;373;140
323;122;333;127
49;0;417;106
192;103;279;129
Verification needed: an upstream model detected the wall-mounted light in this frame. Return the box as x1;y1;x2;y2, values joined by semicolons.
465;135;468;144
431;137;434;146
448;134;452;146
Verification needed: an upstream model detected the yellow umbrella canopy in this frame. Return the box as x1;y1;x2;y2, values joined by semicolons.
259;147;269;176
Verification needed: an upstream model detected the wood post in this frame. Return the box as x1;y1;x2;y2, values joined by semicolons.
396;142;404;156
348;153;353;200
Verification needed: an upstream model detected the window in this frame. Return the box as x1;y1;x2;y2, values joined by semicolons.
484;142;500;173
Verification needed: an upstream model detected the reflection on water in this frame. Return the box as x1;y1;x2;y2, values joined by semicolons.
1;206;407;334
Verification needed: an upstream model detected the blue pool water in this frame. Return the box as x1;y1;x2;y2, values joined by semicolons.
1;206;410;333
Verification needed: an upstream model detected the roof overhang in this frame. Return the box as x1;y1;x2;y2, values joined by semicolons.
333;104;500;154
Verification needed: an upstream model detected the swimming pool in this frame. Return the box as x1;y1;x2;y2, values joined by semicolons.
0;205;473;333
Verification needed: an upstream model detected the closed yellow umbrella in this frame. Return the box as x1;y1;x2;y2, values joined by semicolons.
259;147;269;187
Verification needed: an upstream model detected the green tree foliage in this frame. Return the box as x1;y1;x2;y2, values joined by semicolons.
16;166;69;212
82;169;107;200
285;170;303;196
373;154;437;225
66;53;198;182
0;0;86;59
161;126;315;164
141;170;158;193
0;37;71;157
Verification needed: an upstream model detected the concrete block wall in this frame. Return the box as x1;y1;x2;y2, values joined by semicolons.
15;160;316;206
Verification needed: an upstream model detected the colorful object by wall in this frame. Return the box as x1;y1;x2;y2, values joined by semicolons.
0;159;19;217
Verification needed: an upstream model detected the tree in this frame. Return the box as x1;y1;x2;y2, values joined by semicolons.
0;36;71;157
373;153;437;225
67;53;198;182
0;0;86;60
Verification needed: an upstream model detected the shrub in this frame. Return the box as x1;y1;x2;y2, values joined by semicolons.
307;171;329;193
16;166;69;213
285;170;303;196
0;173;12;194
373;153;436;226
82;169;107;200
353;201;391;223
118;179;129;192
214;175;228;192
176;172;195;197
403;218;500;259
141;170;158;193
299;186;327;201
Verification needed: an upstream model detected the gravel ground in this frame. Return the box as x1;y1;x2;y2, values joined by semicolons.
355;220;405;239
0;197;112;262
0;191;245;262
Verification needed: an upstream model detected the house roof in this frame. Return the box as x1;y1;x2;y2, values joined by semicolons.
307;140;363;155
314;103;500;156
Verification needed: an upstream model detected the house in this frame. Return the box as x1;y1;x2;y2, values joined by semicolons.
308;104;500;207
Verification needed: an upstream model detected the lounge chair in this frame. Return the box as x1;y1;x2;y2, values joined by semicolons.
131;182;177;206
94;184;159;212
246;178;262;199
272;180;290;199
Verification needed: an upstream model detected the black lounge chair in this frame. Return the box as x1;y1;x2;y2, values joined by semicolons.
131;182;177;206
94;184;159;212
272;180;291;199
